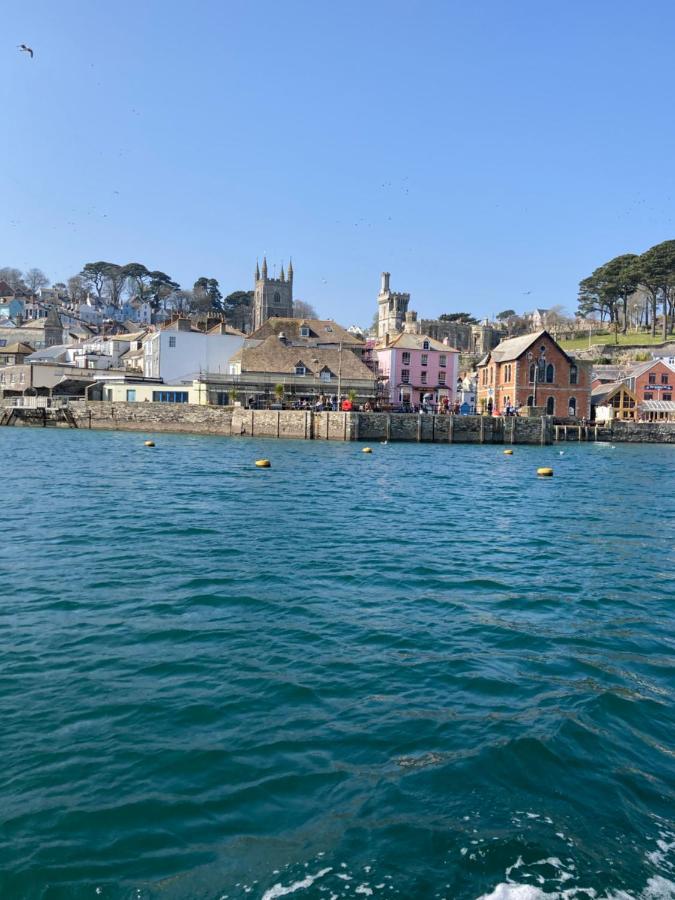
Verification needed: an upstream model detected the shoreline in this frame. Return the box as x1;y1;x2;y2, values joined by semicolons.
3;402;675;444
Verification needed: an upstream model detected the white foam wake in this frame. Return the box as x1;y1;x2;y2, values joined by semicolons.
477;874;675;900
261;867;333;900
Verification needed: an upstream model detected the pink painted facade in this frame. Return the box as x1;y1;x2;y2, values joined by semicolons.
376;333;460;408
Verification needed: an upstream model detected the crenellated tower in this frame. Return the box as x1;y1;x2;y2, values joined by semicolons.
253;256;294;331
377;271;410;339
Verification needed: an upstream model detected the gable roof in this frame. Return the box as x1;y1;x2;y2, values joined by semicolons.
591;381;637;403
376;332;459;352
248;317;363;346
479;330;574;365
237;335;374;380
626;358;675;379
0;281;15;297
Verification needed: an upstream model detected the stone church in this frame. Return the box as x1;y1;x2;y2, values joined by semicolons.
252;257;294;331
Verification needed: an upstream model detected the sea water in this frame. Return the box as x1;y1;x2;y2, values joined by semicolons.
1;428;674;900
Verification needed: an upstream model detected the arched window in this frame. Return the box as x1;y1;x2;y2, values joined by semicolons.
422;340;430;350
527;395;534;407
529;364;536;383
546;396;555;415
274;291;281;304
546;363;554;383
568;397;577;416
570;364;578;385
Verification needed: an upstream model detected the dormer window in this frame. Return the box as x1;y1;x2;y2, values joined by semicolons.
295;363;307;376
423;340;430;350
300;326;310;337
325;325;333;333
320;367;332;382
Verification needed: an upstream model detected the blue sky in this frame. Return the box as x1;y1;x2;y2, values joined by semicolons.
3;0;675;326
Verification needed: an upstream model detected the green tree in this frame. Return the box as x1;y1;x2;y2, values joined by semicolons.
438;312;478;324
496;309;516;321
193;277;223;312
629;241;675;339
80;261;110;301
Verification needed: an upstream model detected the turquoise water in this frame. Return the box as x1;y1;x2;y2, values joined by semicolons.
1;428;675;900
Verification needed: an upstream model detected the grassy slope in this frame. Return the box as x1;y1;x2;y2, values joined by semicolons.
559;331;675;351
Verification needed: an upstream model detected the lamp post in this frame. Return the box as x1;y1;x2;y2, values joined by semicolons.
527;347;546;409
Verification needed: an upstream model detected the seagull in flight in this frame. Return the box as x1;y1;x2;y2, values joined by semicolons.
18;44;34;58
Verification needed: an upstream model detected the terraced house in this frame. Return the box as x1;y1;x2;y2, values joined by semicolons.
476;330;591;418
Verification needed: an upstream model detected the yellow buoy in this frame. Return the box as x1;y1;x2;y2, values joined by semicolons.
503;449;513;455
255;459;271;468
537;467;553;477
144;440;155;447
362;447;373;453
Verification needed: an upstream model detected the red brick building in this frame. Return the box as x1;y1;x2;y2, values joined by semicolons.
476;330;591;418
624;359;675;405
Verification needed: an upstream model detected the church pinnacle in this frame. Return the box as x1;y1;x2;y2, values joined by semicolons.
261;256;268;279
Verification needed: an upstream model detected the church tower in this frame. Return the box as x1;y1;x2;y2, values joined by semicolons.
377;272;410;339
253;256;294;331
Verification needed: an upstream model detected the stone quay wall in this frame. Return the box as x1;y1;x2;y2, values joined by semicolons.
64;403;552;444
13;402;675;442
69;401;234;435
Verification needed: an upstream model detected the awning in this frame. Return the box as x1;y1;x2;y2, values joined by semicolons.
640;400;675;412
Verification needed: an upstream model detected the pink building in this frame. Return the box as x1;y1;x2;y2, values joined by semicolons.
376;332;460;409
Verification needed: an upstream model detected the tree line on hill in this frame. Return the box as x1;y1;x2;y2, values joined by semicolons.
0;262;317;329
578;239;675;338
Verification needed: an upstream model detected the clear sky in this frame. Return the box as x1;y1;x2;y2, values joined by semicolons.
3;0;675;326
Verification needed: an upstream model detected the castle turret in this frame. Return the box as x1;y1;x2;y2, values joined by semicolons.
377;271;410;340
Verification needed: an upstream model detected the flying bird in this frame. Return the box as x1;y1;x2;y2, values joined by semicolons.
18;44;34;58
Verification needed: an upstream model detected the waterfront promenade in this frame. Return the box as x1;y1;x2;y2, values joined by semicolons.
3;400;675;444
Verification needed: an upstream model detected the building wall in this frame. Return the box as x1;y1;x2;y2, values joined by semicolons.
629;361;675;403
377;344;459;406
144;331;244;381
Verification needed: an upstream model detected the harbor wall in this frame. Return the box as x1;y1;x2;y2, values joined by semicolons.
64;403;553;444
14;402;675;442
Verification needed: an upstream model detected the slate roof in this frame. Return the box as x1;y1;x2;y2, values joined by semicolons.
0;342;34;354
236;336;375;380
375;332;459;352
248;318;363;346
478;330;574;366
591;381;636;402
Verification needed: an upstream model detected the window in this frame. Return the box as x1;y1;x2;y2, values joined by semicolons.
545;363;554;383
527;395;534;407
0;374;4;384
568;397;577;416
421;353;428;366
421;371;427;385
168;336;176;348
402;352;411;365
423;340;430;350
644;392;653;400
320;369;332;382
324;325;333;333
0;340;6;347
126;389;136;402
664;394;673;401
529;364;536;383
274;291;281;304
662;374;669;384
300;326;310;337
546;396;555;415
570;364;578;385
439;354;446;368
295;364;307;375
649;373;656;384
438;371;446;384
152;391;189;403
503;363;512;382
401;368;410;383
